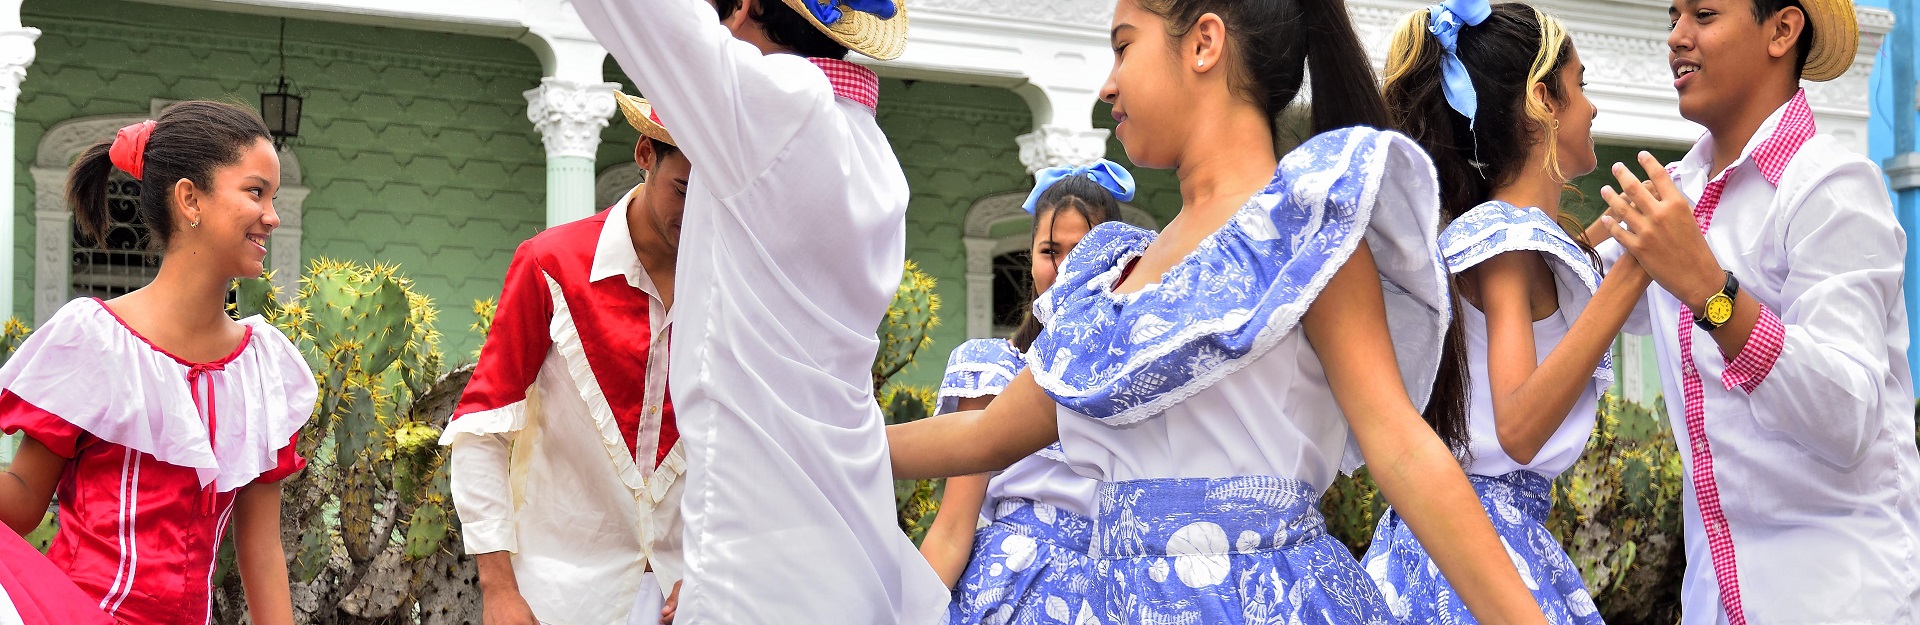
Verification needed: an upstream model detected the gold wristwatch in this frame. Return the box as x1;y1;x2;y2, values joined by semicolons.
1695;271;1739;331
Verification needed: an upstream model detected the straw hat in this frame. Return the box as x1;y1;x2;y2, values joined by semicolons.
1799;0;1859;82
614;91;676;146
777;0;909;61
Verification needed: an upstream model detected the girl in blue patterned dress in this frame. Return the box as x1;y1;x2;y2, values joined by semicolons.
889;0;1553;622
1359;3;1651;624
920;162;1133;625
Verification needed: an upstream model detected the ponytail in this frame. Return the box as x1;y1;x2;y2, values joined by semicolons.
1298;0;1390;132
67;142;118;247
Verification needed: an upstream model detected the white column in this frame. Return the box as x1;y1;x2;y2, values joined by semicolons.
1011;65;1110;173
525;77;617;227
0;26;36;322
1015;125;1110;173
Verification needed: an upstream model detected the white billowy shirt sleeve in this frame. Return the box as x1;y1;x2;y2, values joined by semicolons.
574;0;825;200
448;434;517;554
1732;159;1909;467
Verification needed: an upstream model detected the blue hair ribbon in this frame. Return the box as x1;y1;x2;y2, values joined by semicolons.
1023;159;1137;214
804;0;898;25
1427;0;1491;129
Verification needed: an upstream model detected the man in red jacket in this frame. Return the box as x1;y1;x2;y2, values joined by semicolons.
442;93;693;625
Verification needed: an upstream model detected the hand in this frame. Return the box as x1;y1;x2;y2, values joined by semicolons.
1596;151;1725;310
660;580;682;624
482;587;540;625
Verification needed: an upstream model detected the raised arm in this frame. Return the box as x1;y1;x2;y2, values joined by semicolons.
573;0;829;198
1473;250;1650;463
1303;242;1547;625
889;373;1059;481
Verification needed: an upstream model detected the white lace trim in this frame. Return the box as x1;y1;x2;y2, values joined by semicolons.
544;273;646;492
644;440;687;504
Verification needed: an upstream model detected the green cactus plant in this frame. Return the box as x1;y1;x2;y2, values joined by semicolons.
870;264;944;543
212;258;472;624
872;261;941;391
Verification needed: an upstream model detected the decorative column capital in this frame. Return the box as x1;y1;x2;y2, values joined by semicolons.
0;28;39;115
1015;125;1110;173
524;77;618;160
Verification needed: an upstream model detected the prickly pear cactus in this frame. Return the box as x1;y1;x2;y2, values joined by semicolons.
871;264;943;543
873;261;940;390
212;259;474;625
1547;393;1685;623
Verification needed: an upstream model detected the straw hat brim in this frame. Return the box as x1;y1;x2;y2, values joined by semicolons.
1800;0;1859;82
776;0;909;61
614;92;676;146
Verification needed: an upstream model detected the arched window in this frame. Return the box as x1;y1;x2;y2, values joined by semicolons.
68;171;160;300
989;249;1031;335
961;191;1159;339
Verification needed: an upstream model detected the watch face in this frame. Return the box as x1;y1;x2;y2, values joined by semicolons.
1706;294;1735;325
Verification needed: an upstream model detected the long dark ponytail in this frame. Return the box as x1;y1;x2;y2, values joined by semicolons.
67;100;272;252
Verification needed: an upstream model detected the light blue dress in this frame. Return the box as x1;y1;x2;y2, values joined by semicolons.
1361;201;1609;624
1027;127;1452;624
940;338;1103;625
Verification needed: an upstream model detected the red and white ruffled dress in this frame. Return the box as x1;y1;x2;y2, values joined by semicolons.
0;298;314;625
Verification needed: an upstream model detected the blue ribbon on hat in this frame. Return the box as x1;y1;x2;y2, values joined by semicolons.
1428;0;1491;128
804;0;898;25
1023;159;1137;214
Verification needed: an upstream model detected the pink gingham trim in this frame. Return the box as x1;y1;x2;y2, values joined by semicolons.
1671;88;1815;625
1720;305;1786;393
809;58;880;115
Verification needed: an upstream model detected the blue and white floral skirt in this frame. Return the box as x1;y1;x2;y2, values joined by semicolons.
947;499;1101;625
1361;470;1603;624
1089;476;1394;625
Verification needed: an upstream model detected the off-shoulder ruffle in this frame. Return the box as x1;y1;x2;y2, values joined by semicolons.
0;299;314;492
1027;127;1450;426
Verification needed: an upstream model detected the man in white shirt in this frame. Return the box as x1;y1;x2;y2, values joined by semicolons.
1595;1;1920;622
571;0;947;622
442;94;692;625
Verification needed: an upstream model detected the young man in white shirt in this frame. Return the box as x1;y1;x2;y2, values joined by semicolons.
443;95;692;625
1596;0;1920;622
570;0;947;623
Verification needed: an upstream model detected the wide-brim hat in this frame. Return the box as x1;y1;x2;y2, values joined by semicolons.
1800;0;1859;82
614;91;676;146
777;0;909;61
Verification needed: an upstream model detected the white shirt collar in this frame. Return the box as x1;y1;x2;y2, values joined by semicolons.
590;184;662;301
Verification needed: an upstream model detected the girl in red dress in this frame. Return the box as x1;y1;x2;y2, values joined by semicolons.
0;101;312;625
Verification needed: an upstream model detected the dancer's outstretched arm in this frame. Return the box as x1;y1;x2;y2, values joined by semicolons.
917;394;994;589
1303;242;1548;625
889;373;1058;481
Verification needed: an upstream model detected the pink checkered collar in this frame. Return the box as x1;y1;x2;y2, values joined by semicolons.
809;58;880;115
1682;89;1817;188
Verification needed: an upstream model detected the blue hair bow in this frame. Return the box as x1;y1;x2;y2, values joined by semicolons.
1023;159;1137;214
803;0;898;25
1427;0;1491;128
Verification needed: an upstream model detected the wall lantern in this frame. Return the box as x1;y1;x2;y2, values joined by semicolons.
261;18;302;148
